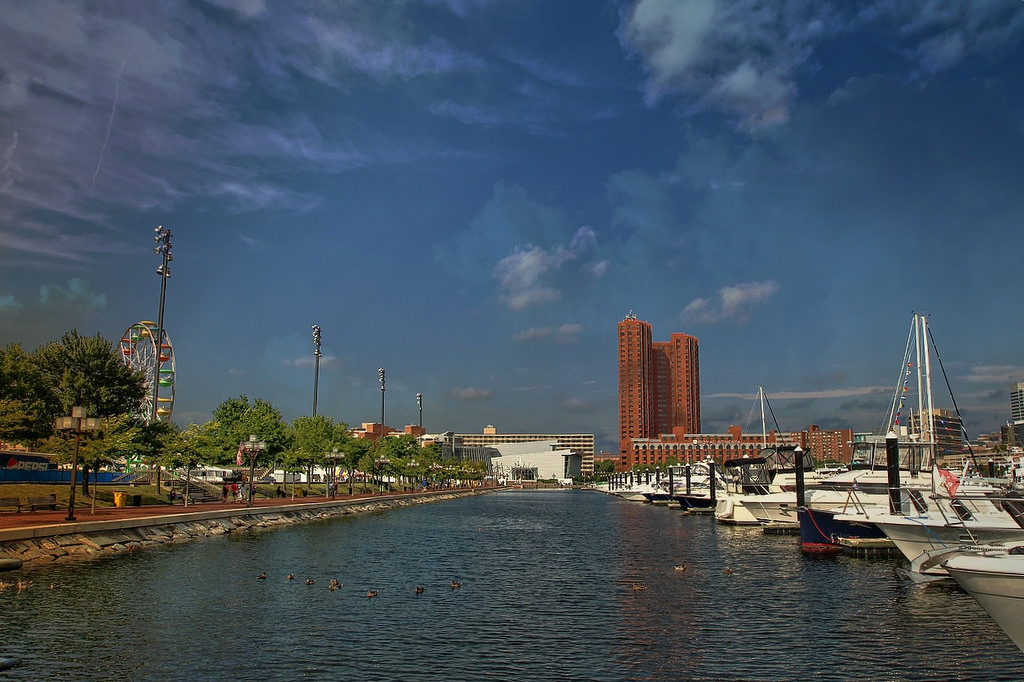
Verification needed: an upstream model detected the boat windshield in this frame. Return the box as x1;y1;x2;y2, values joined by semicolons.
849;440;931;472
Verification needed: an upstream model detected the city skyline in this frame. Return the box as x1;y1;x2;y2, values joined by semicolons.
4;2;1024;454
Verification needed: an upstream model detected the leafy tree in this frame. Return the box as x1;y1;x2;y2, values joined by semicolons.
372;434;426;490
135;418;178;494
341;436;371;495
35;330;146;419
79;413;141;497
0;342;56;445
163;422;218;470
291;414;337;485
208;395;290;467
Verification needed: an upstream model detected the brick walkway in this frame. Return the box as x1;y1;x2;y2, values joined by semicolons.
0;491;407;532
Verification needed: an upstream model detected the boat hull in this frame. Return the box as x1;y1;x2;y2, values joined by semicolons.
673;494;716;510
944;554;1024;653
799;507;886;552
877;520;1024;565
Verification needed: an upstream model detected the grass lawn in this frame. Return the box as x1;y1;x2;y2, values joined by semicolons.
0;482;174;510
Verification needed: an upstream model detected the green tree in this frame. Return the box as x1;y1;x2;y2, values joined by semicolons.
291;414;336;486
79;413;141;500
208;395;290;468
342;436;371;495
0;342;56;445
136;418;177;494
35;330;146;418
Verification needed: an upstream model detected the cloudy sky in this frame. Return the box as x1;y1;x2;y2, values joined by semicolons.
3;0;1024;453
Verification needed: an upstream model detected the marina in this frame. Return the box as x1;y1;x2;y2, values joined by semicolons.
2;489;1022;680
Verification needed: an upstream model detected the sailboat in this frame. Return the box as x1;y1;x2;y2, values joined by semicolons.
713;388;826;525
798;312;959;551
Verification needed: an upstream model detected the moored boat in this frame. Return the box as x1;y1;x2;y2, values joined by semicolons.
944;548;1024;653
798;505;888;553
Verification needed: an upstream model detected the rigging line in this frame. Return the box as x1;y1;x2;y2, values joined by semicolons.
884;317;918;435
926;324;979;469
764;392;785;443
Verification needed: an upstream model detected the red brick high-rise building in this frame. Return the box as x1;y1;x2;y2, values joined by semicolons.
617;312;700;469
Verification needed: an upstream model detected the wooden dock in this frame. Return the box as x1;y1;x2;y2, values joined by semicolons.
838;537;897;558
762;521;800;535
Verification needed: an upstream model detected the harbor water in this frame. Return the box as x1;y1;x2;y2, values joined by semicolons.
2;489;1022;680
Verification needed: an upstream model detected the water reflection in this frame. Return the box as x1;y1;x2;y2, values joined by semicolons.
1;490;1021;680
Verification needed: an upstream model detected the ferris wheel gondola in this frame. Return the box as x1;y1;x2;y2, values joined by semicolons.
119;320;175;423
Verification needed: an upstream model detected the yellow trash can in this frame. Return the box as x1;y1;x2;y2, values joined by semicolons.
113;492;127;508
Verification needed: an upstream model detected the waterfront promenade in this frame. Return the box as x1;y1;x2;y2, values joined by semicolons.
0;487;494;558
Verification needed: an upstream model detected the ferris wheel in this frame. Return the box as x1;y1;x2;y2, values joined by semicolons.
119;320;175;423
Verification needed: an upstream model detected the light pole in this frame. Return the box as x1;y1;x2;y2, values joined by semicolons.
326;447;343;497
378;368;386;428
311;325;322;416
55;407;101;521
416;393;423;429
375;452;389;495
152;226;172;425
239;435;266;507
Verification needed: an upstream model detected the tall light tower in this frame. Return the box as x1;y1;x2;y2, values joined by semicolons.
416;393;423;429
378;367;386;428
311;325;322;416
152;226;172;424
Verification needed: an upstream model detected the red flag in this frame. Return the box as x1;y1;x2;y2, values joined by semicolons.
937;468;959;497
236;444;245;466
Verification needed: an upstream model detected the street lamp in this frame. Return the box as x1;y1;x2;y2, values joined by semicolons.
238;435;267;507
326;447;343;497
375;452;389;494
152;225;173;425
408;458;419;491
55;407;101;521
416;393;423;429
311;325;322;417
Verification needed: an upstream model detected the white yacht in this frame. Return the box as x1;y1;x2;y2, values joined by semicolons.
943;547;1024;653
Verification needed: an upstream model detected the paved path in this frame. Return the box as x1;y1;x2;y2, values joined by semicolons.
0;491;426;533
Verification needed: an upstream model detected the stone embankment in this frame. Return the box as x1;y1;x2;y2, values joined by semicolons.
0;489;488;570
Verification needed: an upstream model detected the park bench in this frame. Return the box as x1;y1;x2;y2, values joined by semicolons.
0;497;22;513
26;495;57;511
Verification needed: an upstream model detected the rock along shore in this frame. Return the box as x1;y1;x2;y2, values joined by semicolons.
0;489;491;571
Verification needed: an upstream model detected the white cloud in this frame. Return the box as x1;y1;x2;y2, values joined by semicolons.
705;385;888;400
959;365;1024;384
0;294;23;313
564;397;595;412
619;0;821;130
282;354;340;369
513;323;583;343
682;279;778;324
619;0;1024;130
450;386;492;400
493;226;599;310
38;278;106;311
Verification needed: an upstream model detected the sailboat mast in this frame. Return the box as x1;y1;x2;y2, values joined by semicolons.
914;313;926;441
759;386;767;446
922;314;936;451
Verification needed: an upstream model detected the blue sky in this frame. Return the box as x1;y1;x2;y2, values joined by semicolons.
3;0;1024;453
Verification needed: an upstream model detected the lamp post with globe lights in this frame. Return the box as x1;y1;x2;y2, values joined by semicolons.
55;407;101;521
238;435;266;507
